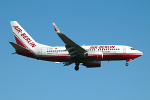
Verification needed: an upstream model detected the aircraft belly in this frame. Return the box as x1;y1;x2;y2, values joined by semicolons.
103;53;142;60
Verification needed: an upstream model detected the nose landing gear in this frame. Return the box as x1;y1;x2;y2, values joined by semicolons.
125;62;129;66
125;61;129;66
125;59;134;66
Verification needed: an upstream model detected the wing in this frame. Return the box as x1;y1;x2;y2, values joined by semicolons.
53;23;88;58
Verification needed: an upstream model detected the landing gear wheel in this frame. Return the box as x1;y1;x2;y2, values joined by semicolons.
74;60;80;71
74;66;79;71
125;62;129;66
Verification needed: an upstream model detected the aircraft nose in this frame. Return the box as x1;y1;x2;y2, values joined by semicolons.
140;52;143;56
138;51;143;56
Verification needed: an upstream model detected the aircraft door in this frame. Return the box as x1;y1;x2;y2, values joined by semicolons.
38;49;42;56
122;47;126;53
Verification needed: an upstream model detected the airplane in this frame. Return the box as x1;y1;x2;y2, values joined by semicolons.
9;21;143;71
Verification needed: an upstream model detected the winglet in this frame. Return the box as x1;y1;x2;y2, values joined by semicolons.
52;23;61;33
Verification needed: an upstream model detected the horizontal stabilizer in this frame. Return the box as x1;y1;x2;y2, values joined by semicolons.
9;42;29;52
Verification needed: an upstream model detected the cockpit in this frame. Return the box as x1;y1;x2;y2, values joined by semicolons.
130;47;136;50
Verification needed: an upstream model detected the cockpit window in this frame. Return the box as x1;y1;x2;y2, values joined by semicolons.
130;48;136;50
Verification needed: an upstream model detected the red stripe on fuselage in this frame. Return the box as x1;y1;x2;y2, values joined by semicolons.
33;53;142;62
103;53;142;60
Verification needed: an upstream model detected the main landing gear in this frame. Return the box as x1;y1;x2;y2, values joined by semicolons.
74;62;80;71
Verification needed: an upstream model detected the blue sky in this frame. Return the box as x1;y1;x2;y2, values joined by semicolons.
0;0;150;100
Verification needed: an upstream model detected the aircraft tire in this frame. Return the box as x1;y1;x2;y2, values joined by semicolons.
75;66;79;71
125;63;129;66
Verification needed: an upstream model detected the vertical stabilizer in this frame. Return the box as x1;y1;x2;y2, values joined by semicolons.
10;21;37;50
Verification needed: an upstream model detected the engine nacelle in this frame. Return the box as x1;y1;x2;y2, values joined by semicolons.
83;61;101;68
83;52;88;58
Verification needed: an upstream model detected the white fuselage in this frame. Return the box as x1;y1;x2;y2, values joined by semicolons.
29;45;142;62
